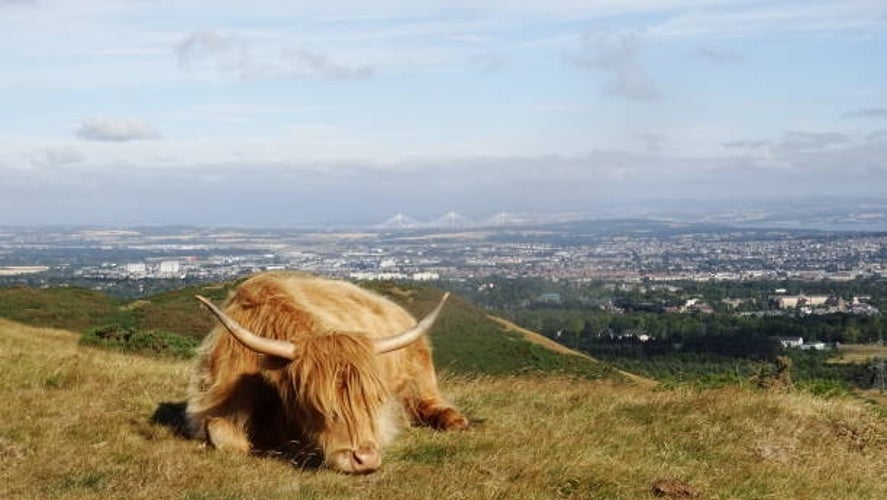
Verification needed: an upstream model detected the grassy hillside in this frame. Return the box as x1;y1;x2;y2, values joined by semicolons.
828;344;887;406
121;282;234;338
829;344;887;365
0;286;125;332
0;280;614;379
0;282;235;337
2;318;885;499
365;282;616;379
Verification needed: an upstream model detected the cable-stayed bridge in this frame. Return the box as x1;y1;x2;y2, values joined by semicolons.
375;211;531;230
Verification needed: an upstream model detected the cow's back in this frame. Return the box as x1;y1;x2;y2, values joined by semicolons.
228;272;417;341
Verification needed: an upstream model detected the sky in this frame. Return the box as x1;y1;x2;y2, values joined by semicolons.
1;0;887;227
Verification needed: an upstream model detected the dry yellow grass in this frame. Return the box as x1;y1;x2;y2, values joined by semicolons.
487;315;588;358
2;317;885;499
488;315;658;389
829;344;887;364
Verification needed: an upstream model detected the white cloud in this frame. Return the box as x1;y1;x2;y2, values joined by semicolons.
866;130;887;142
279;47;373;80
655;1;887;38
175;29;373;81
637;132;667;153
30;145;83;168
717;130;887;179
75;117;161;142
4;125;887;225
776;131;850;153
847;108;887;119
722;140;769;150
174;30;259;78
570;30;660;102
696;45;742;63
723;132;853;153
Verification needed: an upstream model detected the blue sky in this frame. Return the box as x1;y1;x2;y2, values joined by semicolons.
1;0;886;226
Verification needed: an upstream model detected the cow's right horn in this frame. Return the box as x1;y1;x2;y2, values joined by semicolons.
195;295;298;360
374;293;450;354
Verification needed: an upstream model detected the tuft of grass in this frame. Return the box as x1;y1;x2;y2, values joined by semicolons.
54;470;109;494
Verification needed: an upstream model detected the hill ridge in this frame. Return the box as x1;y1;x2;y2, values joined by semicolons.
487;315;658;388
0;281;619;380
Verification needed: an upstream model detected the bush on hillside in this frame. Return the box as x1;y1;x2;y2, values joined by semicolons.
80;324;198;358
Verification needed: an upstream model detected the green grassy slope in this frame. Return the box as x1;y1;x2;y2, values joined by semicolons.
0;279;615;380
122;282;234;337
0;286;125;332
367;282;617;379
0;282;235;337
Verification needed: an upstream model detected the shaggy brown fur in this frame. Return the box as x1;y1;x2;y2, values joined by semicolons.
186;272;467;473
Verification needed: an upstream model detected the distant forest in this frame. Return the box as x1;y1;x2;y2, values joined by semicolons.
438;276;886;391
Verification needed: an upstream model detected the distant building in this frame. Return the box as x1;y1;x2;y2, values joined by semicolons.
770;294;831;309
411;272;440;281
537;293;562;304
776;336;804;349
722;298;746;309
673;298;714;314
349;272;407;281
773;336;829;350
125;262;147;276
687;302;714;314
0;266;49;276
159;260;180;276
800;341;828;351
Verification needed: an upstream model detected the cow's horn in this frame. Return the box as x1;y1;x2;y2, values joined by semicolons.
374;293;450;354
195;295;298;360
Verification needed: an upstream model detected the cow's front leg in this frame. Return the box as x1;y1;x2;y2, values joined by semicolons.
411;398;469;430
206;416;251;453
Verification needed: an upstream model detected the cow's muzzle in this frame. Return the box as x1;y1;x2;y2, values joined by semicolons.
327;446;381;474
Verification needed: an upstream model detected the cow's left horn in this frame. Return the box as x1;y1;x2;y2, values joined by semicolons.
374;293;450;354
195;295;298;360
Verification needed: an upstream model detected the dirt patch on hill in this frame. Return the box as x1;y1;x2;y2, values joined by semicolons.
487;315;657;388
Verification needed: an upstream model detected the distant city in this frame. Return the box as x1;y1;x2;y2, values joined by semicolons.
1;217;885;291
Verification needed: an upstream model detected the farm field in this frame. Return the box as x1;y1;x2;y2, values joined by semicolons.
829;344;887;364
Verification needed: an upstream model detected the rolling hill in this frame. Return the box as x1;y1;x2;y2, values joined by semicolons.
0;280;616;380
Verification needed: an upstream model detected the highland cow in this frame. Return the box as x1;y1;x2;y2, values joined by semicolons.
186;272;467;473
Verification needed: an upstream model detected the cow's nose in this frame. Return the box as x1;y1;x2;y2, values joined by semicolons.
351;446;381;473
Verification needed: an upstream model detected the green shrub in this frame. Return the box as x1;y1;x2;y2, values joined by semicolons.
795;378;851;398
79;324;197;358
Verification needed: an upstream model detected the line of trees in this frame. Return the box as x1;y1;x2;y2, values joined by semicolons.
435;276;885;390
509;308;885;351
